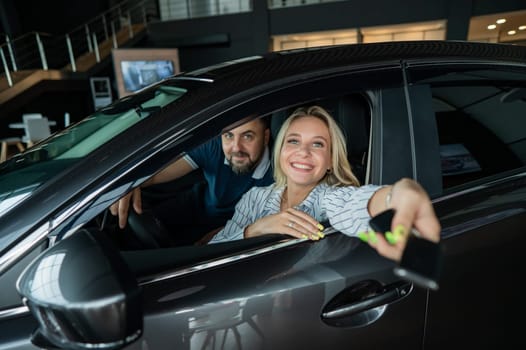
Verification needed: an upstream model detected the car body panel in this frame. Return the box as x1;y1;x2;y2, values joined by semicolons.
131;235;427;350
426;174;526;348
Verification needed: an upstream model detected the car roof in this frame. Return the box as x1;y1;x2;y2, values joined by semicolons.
181;40;526;82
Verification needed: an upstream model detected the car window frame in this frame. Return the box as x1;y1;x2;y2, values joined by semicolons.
0;62;407;306
110;65;409;282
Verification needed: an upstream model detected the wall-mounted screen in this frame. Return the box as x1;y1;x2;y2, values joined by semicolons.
112;48;180;98
120;60;174;93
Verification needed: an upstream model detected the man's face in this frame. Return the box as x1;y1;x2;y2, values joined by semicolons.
221;119;270;174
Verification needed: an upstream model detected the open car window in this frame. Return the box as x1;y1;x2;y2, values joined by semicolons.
100;92;373;278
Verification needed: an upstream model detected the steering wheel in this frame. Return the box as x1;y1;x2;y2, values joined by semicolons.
127;209;175;249
125;171;207;249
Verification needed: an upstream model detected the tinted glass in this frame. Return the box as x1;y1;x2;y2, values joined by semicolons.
410;65;526;189
0;86;186;218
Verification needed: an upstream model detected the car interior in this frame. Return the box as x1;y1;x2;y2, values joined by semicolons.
435;109;523;188
430;81;526;190
99;92;373;255
411;67;526;193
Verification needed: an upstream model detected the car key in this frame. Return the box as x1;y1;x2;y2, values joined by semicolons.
369;209;443;291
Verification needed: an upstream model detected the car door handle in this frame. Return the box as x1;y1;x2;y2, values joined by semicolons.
322;280;412;319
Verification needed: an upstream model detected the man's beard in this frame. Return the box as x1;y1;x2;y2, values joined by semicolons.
228;152;258;174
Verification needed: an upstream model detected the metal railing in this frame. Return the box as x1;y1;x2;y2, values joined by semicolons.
0;0;158;89
0;0;350;90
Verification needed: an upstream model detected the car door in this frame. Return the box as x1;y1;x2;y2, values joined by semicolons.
0;244;43;350
405;61;526;348
113;67;432;350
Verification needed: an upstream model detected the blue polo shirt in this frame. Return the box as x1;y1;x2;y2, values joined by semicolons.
184;137;273;218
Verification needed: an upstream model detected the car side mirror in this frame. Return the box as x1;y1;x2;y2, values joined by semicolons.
16;229;142;350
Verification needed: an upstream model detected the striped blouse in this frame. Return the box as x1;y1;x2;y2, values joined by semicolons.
209;182;381;243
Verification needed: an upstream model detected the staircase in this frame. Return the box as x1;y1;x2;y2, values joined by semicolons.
0;0;157;105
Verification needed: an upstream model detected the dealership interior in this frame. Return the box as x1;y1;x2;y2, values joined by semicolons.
1;0;526;161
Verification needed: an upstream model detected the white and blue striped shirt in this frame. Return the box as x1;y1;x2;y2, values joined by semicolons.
209;182;381;243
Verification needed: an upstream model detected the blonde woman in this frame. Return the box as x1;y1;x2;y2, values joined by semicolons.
210;106;439;262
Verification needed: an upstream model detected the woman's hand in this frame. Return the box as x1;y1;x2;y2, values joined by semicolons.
366;178;441;261
244;208;325;241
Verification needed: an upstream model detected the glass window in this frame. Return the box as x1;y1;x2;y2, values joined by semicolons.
0;85;186;220
411;66;526;189
159;0;252;20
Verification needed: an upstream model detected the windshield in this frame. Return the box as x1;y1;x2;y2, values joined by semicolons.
0;85;186;217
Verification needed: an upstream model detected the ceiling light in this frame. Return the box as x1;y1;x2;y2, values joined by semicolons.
519;25;526;30
508;30;517;35
496;18;507;24
487;24;497;30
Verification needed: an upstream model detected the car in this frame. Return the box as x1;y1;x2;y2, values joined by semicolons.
1;40;526;350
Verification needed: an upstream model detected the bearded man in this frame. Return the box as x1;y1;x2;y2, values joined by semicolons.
110;116;273;246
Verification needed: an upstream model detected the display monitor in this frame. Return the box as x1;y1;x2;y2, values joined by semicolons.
120;60;175;93
112;48;180;98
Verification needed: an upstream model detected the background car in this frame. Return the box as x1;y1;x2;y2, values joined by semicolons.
1;40;526;349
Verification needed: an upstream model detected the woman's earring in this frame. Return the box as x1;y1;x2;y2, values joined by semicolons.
326;168;332;174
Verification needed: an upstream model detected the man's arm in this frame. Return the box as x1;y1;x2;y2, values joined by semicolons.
110;157;195;228
145;157;194;186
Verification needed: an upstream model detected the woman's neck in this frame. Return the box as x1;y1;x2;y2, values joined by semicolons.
281;183;316;211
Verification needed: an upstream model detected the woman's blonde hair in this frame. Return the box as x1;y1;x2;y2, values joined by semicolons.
272;105;360;187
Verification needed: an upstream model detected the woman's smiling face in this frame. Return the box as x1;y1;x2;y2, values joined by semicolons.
280;116;332;189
